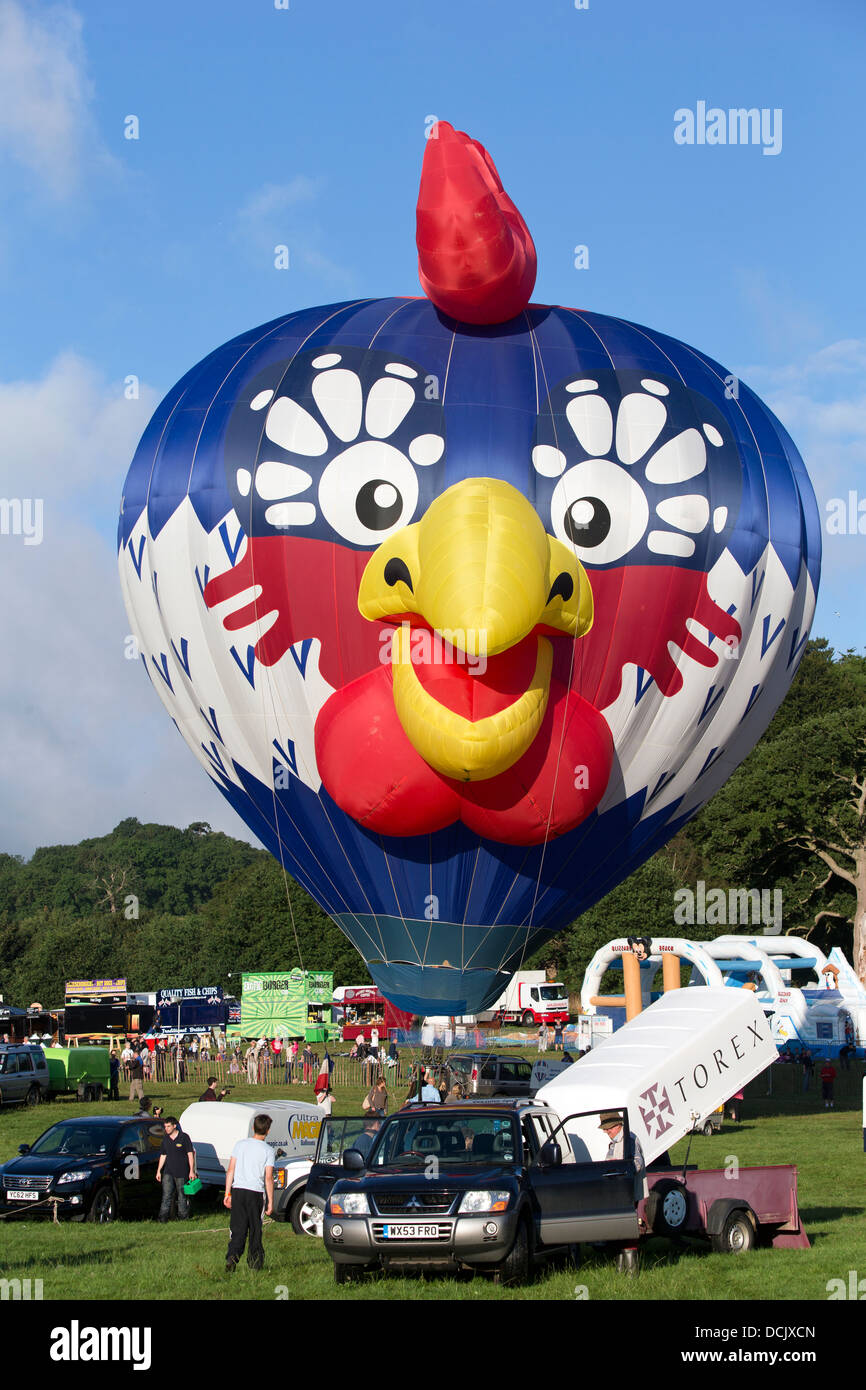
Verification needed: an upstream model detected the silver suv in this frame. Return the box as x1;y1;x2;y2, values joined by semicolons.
447;1054;533;1098
0;1045;50;1107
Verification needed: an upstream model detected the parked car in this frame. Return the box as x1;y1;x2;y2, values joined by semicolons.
301;1114;380;1237
0;1044;51;1107
0;1116;166;1222
322;1099;640;1283
446;1054;533;1098
180;1099;321;1231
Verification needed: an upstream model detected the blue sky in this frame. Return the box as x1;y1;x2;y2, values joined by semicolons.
0;0;863;854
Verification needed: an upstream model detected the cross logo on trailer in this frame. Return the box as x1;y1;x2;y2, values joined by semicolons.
638;1081;675;1140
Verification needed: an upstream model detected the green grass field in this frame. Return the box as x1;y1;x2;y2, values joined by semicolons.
0;1070;862;1301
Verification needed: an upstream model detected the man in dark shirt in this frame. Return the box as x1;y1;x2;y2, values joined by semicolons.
156;1116;196;1221
200;1077;228;1102
127;1049;144;1104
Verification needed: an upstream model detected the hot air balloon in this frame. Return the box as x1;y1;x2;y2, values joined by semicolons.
118;122;821;1015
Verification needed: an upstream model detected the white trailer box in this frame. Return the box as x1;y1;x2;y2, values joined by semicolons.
180;1099;322;1185
536;988;777;1166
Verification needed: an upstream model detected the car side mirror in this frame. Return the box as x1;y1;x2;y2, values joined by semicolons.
18;1144;30;1155
343;1148;366;1171
539;1141;562;1168
275;1148;287;1159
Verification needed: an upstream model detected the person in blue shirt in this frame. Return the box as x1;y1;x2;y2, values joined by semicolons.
409;1070;442;1103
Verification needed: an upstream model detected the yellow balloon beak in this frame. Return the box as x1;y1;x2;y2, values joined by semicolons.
357;478;593;783
358;478;593;651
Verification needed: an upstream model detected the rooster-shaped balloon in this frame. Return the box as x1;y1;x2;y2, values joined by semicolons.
119;123;820;1013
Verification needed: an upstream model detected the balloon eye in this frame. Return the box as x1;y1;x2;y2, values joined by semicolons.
357;480;403;532
317;441;419;546
565;497;610;548
551;459;649;565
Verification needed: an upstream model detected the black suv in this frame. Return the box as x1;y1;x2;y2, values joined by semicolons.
321;1101;639;1284
0;1116;166;1222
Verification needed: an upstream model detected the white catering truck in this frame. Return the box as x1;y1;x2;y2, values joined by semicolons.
180;1099;323;1233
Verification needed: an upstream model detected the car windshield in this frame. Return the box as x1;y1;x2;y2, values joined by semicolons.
316;1116;373;1163
368;1113;517;1167
29;1124;116;1157
538;985;564;1001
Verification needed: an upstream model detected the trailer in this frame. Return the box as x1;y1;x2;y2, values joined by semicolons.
537;988;810;1254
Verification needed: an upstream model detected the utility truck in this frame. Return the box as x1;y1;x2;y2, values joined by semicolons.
489;971;569;1028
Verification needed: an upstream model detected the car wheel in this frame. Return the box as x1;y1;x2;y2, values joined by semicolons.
701;1121;714;1138
25;1085;40;1108
645;1179;689;1236
289;1193;324;1238
86;1186;118;1224
493;1218;532;1286
522;1011;535;1028
711;1210;756;1254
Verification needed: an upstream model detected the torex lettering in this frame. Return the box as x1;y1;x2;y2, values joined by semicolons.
671;1023;765;1108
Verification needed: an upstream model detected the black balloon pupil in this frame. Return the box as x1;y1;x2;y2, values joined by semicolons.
356;479;402;531
565;496;610;547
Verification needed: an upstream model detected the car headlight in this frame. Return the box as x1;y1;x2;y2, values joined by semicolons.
459;1190;510;1214
56;1170;92;1185
329;1192;370;1216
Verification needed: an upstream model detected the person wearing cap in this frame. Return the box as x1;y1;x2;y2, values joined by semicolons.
599;1110;645;1273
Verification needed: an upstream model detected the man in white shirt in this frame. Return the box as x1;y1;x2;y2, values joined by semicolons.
224;1113;275;1273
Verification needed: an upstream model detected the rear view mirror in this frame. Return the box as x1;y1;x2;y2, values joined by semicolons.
343;1148;365;1172
17;1144;31;1155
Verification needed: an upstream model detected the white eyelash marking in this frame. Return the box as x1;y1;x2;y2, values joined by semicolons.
532;445;567;477
255;461;313;502
408;434;444;466
311;368;363;443
644;428;707;484
264;502;317;528
655;494;710;533
647;529;696;558
616;393;667;466
566;394;613;456
265;397;328;456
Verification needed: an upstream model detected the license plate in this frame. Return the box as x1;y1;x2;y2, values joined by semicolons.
7;1190;40;1201
382;1223;439;1239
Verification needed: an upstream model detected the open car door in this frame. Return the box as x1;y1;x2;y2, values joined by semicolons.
527;1108;640;1247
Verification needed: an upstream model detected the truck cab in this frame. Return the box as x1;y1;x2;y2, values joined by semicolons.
322;1100;639;1284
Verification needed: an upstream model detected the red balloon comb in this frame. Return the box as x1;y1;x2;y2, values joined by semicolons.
416;121;537;325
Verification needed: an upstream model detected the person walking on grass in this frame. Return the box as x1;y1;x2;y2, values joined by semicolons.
128;1047;144;1104
156;1117;196;1222
820;1058;837;1109
224;1113;274;1273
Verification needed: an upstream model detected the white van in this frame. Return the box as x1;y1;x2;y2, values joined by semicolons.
180;1099;321;1230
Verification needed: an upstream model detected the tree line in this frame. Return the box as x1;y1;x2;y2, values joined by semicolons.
1;639;864;1008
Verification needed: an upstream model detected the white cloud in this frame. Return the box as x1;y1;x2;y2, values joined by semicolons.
0;354;257;856
232;176;355;287
741;340;866;505
0;0;109;199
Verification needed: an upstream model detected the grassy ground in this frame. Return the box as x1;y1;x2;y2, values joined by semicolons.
0;1071;862;1301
